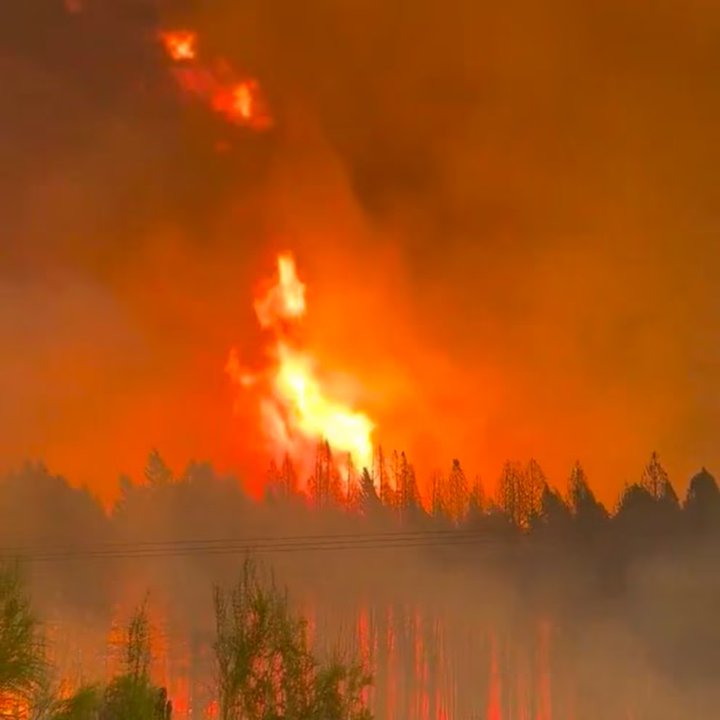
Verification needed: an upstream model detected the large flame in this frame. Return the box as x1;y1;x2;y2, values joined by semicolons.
159;29;272;131
227;253;375;483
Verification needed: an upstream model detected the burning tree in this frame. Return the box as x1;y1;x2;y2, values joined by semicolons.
49;603;171;720
0;564;46;718
213;558;372;720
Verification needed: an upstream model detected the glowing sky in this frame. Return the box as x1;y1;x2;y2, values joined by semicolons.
0;0;719;504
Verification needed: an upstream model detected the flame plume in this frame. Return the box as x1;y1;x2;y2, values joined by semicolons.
227;253;375;488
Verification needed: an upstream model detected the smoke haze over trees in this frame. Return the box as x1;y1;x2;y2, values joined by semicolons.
1;448;720;717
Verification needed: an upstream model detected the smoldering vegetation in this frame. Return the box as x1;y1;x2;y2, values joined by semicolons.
1;451;720;719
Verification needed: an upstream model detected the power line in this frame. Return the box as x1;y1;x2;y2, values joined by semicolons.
0;527;521;563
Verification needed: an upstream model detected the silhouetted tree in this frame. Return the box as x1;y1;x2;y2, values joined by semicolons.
465;476;485;527
344;454;363;510
684;467;720;530
213;558;372;720
615;483;658;539
567;462;608;534
641;451;679;508
446;459;469;524
280;453;299;497
534;483;572;534
264;459;283;502
393;451;420;517
144;449;173;487
309;440;342;507
523;459;546;526
359;468;382;516
53;602;171;720
497;461;525;529
430;470;450;525
375;447;395;509
0;564;46;711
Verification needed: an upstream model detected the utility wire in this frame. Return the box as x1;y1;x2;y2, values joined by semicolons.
0;527;523;563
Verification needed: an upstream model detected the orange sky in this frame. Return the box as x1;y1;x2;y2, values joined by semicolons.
0;0;719;507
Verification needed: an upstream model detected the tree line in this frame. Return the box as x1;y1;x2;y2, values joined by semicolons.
262;442;720;539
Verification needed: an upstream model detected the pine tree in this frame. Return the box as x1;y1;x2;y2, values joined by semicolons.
264;459;282;501
101;602;171;720
144;449;173;487
685;467;720;528
535;483;572;532
497;461;524;528
213;559;372;720
390;451;419;516
309;440;332;507
641;451;678;507
567;461;608;532
280;453;299;497
430;470;447;521
0;565;47;711
466;476;485;526
375;447;395;509
523;459;546;525
345;455;363;511
446;459;469;524
359;468;382;515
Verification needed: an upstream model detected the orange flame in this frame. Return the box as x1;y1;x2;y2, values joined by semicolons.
159;29;272;131
227;254;375;483
212;80;273;130
159;31;198;62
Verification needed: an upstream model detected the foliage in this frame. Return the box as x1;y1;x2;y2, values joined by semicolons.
99;602;170;720
0;564;47;708
144;450;174;488
213;558;372;720
48;685;102;720
46;603;170;720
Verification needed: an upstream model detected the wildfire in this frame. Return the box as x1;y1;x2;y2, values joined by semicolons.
158;28;272;130
159;31;198;62
226;254;375;484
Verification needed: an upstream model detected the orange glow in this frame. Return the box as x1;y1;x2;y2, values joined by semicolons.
254;252;307;326
0;695;29;719
159;31;198;62
158;28;272;131
227;253;375;486
212;81;274;130
63;0;83;13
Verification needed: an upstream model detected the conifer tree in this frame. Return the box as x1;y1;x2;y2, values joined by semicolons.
280;452;299;497
567;461;608;531
497;461;525;528
641;451;678;507
144;449;173;487
446;459;469;524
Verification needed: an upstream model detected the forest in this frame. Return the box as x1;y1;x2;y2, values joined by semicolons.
1;445;719;719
